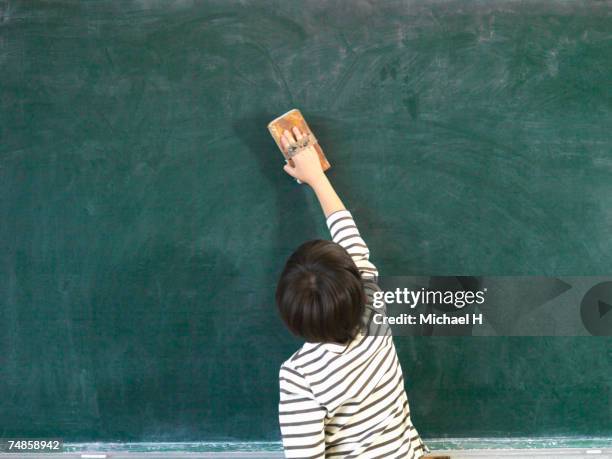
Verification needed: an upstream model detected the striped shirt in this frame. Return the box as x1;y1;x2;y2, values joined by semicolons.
279;210;426;459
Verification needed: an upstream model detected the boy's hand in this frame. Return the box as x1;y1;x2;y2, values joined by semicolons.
281;127;325;186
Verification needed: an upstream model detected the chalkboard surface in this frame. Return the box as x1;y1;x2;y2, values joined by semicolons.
1;0;611;442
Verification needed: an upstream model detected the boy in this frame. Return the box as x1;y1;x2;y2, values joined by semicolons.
276;127;426;458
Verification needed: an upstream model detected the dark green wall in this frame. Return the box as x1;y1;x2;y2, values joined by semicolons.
1;0;610;442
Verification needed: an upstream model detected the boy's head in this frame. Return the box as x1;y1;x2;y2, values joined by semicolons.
276;240;366;344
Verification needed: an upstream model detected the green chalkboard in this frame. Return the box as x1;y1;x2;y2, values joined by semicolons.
1;0;611;442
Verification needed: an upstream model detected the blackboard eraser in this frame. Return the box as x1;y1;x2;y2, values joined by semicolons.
267;108;331;172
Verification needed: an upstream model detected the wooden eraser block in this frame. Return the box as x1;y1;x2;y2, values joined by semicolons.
267;108;331;171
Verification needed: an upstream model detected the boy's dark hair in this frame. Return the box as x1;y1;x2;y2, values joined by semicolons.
276;240;366;344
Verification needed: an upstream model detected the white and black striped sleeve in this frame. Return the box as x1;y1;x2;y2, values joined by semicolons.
326;209;379;281
279;364;326;459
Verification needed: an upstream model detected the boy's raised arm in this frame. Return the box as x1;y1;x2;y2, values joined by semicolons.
281;127;345;217
281;127;378;280
325;209;378;281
